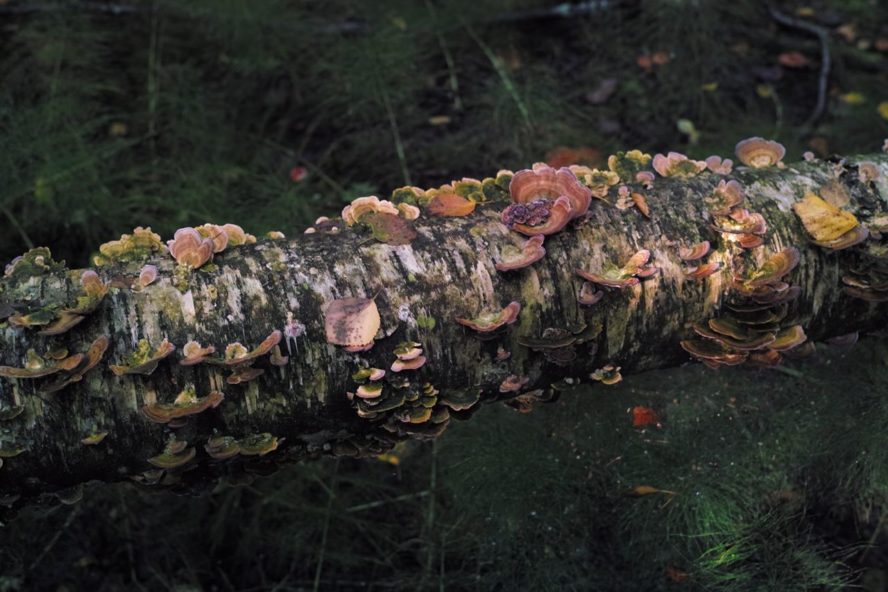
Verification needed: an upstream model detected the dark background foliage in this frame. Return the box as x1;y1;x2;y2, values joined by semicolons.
0;0;887;590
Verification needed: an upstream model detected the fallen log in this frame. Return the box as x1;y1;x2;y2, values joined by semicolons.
0;145;886;510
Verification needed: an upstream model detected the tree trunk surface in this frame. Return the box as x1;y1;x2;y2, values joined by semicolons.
1;154;886;509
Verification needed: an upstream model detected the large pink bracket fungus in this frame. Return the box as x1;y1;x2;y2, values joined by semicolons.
324;297;381;352
501;164;592;236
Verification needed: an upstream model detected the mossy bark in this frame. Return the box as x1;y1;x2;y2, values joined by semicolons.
0;155;887;508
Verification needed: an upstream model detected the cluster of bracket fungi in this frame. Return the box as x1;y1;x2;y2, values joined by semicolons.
0;223;296;485
1;136;887;489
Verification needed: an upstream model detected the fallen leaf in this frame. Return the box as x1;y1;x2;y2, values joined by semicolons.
631;405;660;427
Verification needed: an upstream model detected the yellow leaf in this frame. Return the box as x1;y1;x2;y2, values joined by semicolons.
878;101;888;121
840;92;866;105
792;192;859;242
756;84;773;99
701;82;718;92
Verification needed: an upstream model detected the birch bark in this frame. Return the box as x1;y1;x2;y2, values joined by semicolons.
0;154;886;508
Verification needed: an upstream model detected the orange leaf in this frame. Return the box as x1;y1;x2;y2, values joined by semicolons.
631;405;660;427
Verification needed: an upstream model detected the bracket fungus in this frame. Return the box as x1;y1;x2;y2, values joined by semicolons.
569;166;620;199
211;330;282;367
705;180;745;216
631;192;650;217
577;282;605;305
342;196;400;224
355;383;384;399
498;374;530;393
221;223;257;247
0;348;84;379
704;155;733;175
684;245;807;369
680;339;748;367
194;223;230;253
734;137;786;168
391;342;426;372
712;208;767;237
110;338;176;376
501;164;592;236
590;364;622;385
179;341;216;366
81;432;109;446
635;171;655;188
455;301;521;333
842;250;888;301
576;249;658;289
652;152;707;178
352;367;386;382
167;227;215;269
42;335;110;393
501;195;573;236
205;435;241;460
93;227;166;267
141;386;224;424
237;433;281;456
134;265;158;290
304;216;342;235
226;366;265;385
325;297;381;352
607;150;652;182
147;437;196;470
678;241;711;262
684;261;723;280
439;388;481;412
517;324;597;366
4;246;66;281
269;345;289;366
35;270;109;336
341;195;420;243
494;235;546;272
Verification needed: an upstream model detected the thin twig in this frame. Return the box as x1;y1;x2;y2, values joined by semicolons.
345;490;430;513
0;1;611;23
770;6;831;129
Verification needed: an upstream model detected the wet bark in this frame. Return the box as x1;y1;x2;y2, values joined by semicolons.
0;154;887;509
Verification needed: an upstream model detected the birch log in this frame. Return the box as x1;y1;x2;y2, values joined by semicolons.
0;153;886;510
